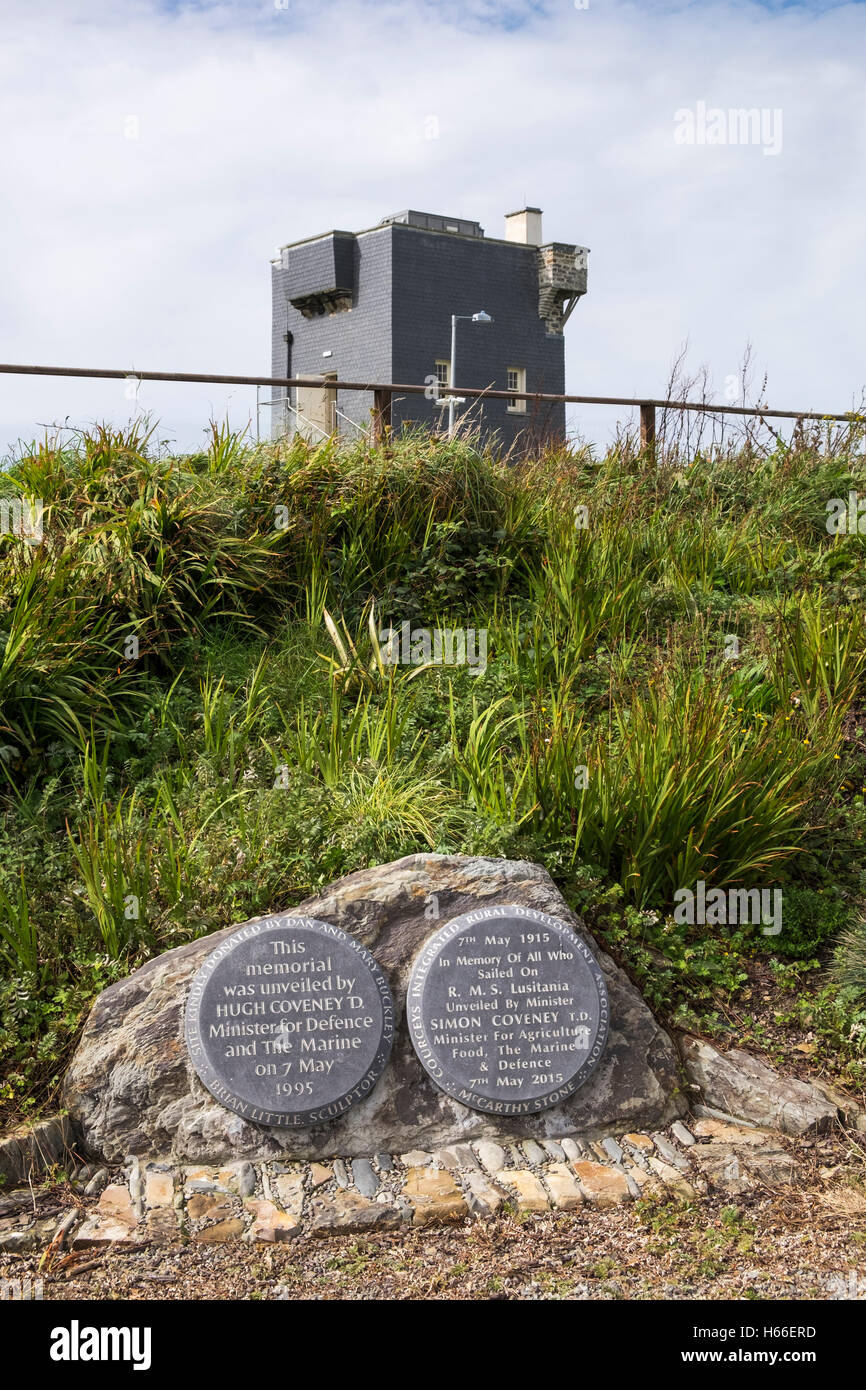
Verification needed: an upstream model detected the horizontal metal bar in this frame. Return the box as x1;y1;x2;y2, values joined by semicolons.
0;361;862;425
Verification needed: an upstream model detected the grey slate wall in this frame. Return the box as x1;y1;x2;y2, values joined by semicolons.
271;222;567;448
270;229;392;440
390;226;565;448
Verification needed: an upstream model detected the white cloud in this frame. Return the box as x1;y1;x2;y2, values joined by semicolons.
0;0;863;452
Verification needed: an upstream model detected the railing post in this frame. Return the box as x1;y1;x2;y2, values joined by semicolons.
372;389;392;443
640;402;656;450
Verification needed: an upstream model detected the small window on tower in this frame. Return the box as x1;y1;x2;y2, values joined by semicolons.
435;360;451;388
507;367;526;413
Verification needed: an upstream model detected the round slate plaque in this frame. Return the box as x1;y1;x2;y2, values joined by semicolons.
407;904;609;1115
185;915;394;1128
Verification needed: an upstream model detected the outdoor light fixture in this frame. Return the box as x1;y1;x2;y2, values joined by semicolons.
447;310;494;436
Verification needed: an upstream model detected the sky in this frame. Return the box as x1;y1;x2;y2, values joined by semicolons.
0;0;864;453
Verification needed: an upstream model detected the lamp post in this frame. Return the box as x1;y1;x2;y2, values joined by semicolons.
447;310;493;437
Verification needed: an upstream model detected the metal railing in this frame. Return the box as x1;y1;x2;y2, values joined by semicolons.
334;404;371;439
2;361;864;447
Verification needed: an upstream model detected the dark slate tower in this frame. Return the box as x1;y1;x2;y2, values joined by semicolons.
270;207;588;450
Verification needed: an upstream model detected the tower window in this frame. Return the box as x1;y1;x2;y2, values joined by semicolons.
435;359;451;388
507;367;526;413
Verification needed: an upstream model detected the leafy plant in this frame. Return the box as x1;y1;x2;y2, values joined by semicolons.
772;594;866;726
0;869;38;973
766;886;849;961
67;795;155;958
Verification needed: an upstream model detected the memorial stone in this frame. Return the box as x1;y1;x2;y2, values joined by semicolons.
65;855;683;1162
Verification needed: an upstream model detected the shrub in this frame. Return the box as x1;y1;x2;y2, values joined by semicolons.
832;914;866;995
766;886;849;961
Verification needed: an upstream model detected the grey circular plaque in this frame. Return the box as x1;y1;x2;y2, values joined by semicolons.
185;915;394;1128
407;904;608;1115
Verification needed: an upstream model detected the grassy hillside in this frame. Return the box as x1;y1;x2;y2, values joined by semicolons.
2;419;866;1123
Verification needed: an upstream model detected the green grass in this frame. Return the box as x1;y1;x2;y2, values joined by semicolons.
2;419;866;1118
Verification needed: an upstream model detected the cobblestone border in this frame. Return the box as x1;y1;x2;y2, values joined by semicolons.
0;1110;818;1252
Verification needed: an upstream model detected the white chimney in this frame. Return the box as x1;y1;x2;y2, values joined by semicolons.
504;207;543;246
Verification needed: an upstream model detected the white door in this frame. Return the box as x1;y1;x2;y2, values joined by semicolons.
295;375;336;439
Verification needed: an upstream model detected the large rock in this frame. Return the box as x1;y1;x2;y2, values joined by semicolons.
679;1035;850;1136
63;854;685;1162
